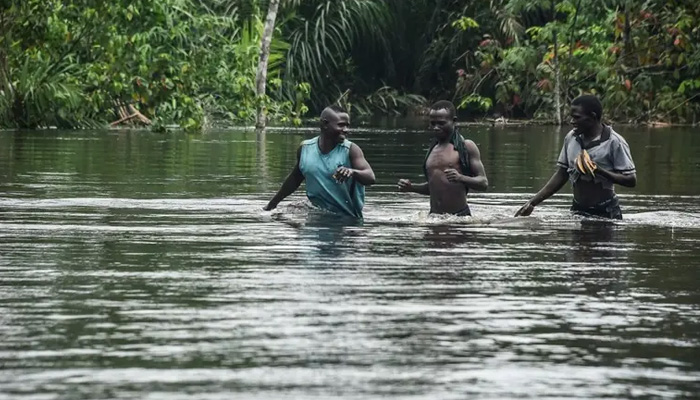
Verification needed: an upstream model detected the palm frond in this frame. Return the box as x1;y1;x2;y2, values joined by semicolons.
280;0;392;108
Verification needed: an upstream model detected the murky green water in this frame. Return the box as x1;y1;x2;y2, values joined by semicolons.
1;125;699;399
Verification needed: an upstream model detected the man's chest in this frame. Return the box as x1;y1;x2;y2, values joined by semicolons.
426;145;459;171
301;148;349;176
566;143;611;167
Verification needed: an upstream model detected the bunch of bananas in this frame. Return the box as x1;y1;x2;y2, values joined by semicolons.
576;149;597;177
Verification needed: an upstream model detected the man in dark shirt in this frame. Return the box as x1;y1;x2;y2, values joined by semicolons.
515;95;637;219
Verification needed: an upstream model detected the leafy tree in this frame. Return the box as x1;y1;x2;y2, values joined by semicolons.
1;0;697;127
0;0;308;130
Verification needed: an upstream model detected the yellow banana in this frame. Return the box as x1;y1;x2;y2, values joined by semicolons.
576;152;586;175
582;150;597;177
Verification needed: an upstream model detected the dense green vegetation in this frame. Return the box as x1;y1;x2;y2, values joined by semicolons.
0;0;309;130
1;0;698;130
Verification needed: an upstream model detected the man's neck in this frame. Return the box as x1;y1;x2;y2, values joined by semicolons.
582;123;604;140
437;129;455;144
318;134;337;153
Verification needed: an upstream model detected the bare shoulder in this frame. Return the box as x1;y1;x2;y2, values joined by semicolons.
349;142;365;156
463;139;482;156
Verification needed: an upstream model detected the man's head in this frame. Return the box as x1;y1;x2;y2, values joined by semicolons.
570;95;603;134
429;100;457;141
320;105;350;143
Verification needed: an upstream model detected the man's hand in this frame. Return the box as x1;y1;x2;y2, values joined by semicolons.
397;179;413;192
444;168;464;184
333;166;355;183
514;201;535;217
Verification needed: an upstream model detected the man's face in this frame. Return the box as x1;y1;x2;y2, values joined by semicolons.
569;105;597;134
323;112;350;143
429;108;455;140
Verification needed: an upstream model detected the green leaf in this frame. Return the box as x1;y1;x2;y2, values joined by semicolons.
452;17;479;31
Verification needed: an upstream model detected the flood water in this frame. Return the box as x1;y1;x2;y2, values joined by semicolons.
1;124;699;399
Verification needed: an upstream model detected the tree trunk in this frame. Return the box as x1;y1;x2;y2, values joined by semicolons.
553;33;562;126
552;1;562;126
256;128;268;189
255;0;280;130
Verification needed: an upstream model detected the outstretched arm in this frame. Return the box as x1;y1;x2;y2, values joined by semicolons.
335;143;376;186
514;167;568;216
398;179;430;195
263;146;305;211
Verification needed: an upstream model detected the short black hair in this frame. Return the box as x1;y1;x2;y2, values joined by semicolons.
327;104;347;114
320;105;348;124
572;95;603;120
430;100;457;118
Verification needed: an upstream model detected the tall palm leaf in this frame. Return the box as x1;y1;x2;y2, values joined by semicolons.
278;0;393;109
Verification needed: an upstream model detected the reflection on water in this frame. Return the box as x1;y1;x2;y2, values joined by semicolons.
0;127;699;399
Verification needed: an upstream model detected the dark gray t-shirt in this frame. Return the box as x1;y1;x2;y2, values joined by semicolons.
556;125;636;190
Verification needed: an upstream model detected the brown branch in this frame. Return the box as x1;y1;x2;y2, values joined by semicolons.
110;101;151;126
127;104;151;124
110;113;139;127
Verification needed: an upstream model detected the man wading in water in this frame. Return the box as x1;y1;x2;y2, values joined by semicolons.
515;95;636;219
397;100;488;216
264;105;375;219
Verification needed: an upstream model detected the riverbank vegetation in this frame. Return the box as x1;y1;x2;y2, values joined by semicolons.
1;0;698;130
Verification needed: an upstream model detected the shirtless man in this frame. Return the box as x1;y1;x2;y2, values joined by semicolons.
514;95;636;219
397;100;488;215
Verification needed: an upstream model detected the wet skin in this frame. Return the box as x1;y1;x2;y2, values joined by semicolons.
398;108;488;214
263;108;375;211
425;142;470;214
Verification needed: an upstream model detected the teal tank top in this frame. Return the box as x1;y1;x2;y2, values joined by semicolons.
299;136;365;218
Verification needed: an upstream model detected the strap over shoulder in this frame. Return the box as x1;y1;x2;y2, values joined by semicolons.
423;128;471;178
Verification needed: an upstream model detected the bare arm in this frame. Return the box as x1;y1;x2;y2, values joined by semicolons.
263;146;305;210
596;168;637;188
398;180;430;195
411;182;430;195
443;140;488;190
336;143;375;186
462;139;488;191
514;167;568;216
596;139;636;187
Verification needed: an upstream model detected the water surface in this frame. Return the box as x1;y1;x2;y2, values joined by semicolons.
1;125;699;399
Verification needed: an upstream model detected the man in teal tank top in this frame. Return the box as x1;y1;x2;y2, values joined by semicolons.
263;105;376;218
